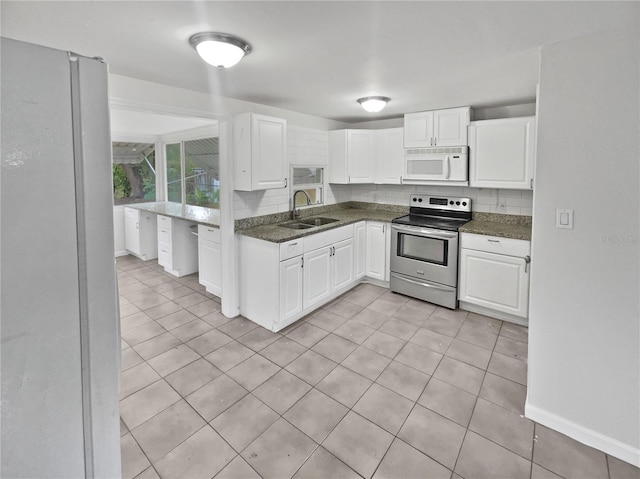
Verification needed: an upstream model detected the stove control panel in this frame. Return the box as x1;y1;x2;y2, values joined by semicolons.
410;194;471;212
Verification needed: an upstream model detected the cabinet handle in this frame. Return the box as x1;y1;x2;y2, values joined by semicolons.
488;239;500;243
382;224;386;234
301;257;304;268
524;255;531;273
284;178;287;188
530;178;534;189
136;222;139;229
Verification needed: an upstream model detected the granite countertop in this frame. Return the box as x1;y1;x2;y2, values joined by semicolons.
459;213;532;241
236;203;406;243
126;202;220;227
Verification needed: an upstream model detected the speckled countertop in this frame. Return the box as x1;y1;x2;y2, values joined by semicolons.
126;202;220;227
235;202;407;243
460;213;532;241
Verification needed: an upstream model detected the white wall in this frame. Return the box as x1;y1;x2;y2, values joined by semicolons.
527;22;640;466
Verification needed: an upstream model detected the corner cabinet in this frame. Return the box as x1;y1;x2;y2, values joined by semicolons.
234;113;287;191
198;225;221;296
458;233;531;325
404;107;470;148
124;207;158;261
468;116;536;190
328;128;403;185
328;129;375;184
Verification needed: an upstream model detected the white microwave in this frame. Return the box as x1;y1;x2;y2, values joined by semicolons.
402;147;468;186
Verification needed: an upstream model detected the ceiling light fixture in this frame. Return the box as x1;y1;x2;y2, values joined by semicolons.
357;96;390;113
189;32;252;69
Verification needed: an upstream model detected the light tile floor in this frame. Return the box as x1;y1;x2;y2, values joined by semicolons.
117;255;639;479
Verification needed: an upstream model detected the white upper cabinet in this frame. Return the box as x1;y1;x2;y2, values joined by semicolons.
404;107;470;148
329;128;403;184
234;113;287;191
328;129;375;183
468;116;536;190
374;128;404;184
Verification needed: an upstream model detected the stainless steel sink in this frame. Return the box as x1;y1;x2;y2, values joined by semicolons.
279;222;315;230
299;217;340;226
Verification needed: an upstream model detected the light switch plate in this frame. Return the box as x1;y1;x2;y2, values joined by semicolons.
556;208;574;229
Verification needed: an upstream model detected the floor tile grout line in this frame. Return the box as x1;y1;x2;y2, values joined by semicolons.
117;256;546;479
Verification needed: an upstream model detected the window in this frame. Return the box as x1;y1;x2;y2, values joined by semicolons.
112;142;156;205
185;138;219;208
291;166;323;207
166;143;182;203
165;137;219;208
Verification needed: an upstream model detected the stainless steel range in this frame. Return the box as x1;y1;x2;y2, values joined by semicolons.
390;195;472;309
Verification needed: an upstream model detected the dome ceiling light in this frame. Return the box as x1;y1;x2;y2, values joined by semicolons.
189;32;252;69
357;96;390;113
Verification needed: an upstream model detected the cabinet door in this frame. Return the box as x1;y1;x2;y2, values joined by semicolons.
469;116;535;189
199;239;222;296
459;248;529;318
354;222;366;280
404;111;433;148
252;114;286;190
124;216;141;256
303;247;332;309
375;128;403;184
332;238;354;291
279;256;304;325
365;222;387;281
433;107;469;146
347;130;375;183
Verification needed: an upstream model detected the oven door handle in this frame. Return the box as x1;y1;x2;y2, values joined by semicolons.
391;224;457;239
390;273;453;291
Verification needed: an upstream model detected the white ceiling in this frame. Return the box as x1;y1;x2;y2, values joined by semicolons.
1;1;635;123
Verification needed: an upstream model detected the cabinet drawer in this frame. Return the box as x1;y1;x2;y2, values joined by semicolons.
304;224;353;253
461;233;530;257
198;225;221;243
157;215;172;229
280;238;304;261
124;207;139;220
158;243;172;267
158;227;172;246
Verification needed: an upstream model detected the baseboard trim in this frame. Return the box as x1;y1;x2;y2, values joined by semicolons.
459;301;529;326
525;401;640;467
115;249;129;257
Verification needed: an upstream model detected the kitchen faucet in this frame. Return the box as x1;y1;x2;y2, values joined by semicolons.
292;190;312;219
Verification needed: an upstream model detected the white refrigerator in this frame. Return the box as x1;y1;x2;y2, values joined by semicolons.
1;37;121;477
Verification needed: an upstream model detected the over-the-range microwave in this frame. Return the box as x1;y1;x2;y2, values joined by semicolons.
402;147;469;186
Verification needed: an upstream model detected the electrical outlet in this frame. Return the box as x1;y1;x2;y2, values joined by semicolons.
496;201;506;213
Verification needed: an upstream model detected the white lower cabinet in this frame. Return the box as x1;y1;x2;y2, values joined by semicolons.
354;221;366;279
124;207;157;260
458;233;531;324
238;224;356;332
365;221;390;282
157;215;199;277
198;225;221;296
279;255;304;324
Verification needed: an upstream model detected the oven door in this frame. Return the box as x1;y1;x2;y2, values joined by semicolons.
390;224;459;287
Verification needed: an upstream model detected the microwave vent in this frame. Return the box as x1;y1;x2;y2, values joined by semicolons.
404;146;467;155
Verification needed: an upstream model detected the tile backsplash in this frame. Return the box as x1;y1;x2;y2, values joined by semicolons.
234;126;533;219
345;184;533;216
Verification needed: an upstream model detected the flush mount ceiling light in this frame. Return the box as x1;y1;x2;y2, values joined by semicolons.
357;96;390;113
189;32;252;69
